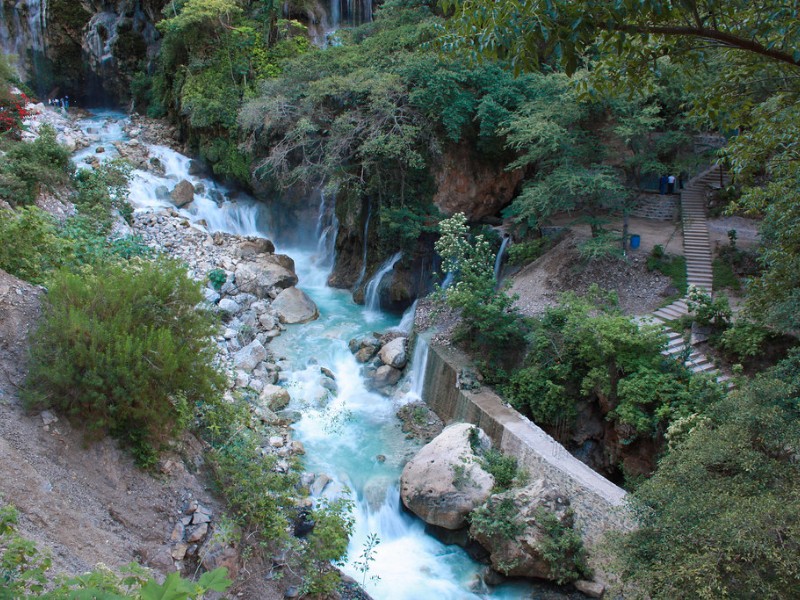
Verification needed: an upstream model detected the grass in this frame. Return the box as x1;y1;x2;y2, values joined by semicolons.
712;258;741;291
647;250;687;305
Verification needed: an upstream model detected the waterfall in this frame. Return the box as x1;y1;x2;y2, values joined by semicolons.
0;0;48;83
315;189;339;274
364;252;402;312
393;300;417;334
407;335;429;401
354;201;372;288
494;236;510;281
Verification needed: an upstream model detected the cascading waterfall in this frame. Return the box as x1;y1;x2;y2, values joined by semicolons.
315;189;339;274
364;251;402;313
0;0;48;84
494;236;510;282
326;0;373;30
74;109;536;599
406;334;429;401
393;300;417;334
355;201;372;288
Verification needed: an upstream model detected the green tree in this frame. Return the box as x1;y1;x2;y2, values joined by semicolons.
434;213;526;361
24;258;225;465
612;351;800;598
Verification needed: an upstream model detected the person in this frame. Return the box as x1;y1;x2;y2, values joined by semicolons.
659;174;667;195
64;96;69;111
667;174;676;194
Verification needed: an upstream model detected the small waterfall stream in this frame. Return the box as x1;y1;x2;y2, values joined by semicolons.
0;0;48;84
73;110;535;599
315;189;339;275
364;251;403;315
494;236;510;282
355;201;372;288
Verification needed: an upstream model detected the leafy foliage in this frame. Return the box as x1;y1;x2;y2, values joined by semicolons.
24;258;225;465
0;125;73;206
534;508;591;585
433;213;526;361
504;288;723;438
612;352;800;598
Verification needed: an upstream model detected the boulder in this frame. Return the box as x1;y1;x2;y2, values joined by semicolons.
260;384;291;411
372;365;402;388
234;256;298;298
232;339;267;372
400;423;494;529
170;180;195;208
378;336;408;369
272;287;319;324
217;298;240;316
355;346;377;363
469;478;575;580
234;237;276;258
575;580;605;598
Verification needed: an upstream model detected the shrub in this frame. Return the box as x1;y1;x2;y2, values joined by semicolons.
719;320;772;359
480;448;524;491
535;507;591;585
686;285;732;328
24;257;225;463
646;247;687;296
507;238;547;266
208;268;227;290
0;125;73;206
0;206;67;282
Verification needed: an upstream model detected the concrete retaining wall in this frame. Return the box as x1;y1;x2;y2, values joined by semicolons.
631;192;680;221
420;342;632;547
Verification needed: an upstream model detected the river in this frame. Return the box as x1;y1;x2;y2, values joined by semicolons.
73;110;544;599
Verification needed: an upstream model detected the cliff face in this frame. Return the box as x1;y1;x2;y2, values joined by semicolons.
1;0;165;103
432;143;524;221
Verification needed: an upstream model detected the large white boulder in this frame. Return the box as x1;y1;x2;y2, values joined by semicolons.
271;287;319;324
400;423;494;529
378;336;408;369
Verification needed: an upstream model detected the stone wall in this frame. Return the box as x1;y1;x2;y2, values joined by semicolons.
630;192;680;221
420;341;633;547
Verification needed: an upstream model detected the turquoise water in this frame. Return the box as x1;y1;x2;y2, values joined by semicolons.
78;110;535;599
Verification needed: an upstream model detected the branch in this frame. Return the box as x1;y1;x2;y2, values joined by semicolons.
614;24;800;68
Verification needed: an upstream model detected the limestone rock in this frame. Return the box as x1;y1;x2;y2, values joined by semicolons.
378;336;408;369
400;423;494;529
200;525;241;580
372;365;402;388
469;478;575;580
234;256;298;298
355;346;377;363
170;180;195;208
233;340;267;372
260;384;291;411
575;580;605;598
272;287;319;324
217;298;240;316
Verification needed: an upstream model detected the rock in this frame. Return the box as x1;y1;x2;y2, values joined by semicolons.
469;478;575;580
575;580;605;598
169;522;185;542
311;474;331;497
272;287;319;324
96;146;105;153
233;340;267;372
378;337;408;369
234;257;298;298
155;185;171;202
186;523;208;543
200;525;241;580
290;440;305;455
372;365;402;388
40;411;58;426
170;180;195;208
188;159;207;176
400;423;494;529
191;511;211;525
234;237;275;258
355;346;377;363
171;543;189;560
217;298;241;315
258;313;277;331
284;586;300;599
260;384;291;411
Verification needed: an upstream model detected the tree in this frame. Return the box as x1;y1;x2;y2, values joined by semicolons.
612;351;800;598
440;0;800;333
438;1;800;75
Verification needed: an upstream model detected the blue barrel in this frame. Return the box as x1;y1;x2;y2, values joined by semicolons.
630;234;641;249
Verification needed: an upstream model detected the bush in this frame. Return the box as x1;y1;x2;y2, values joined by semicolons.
0;206;67;283
0;125;73;206
646;246;687;296
507;238;547;266
24;257;225;464
535;507;591;585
